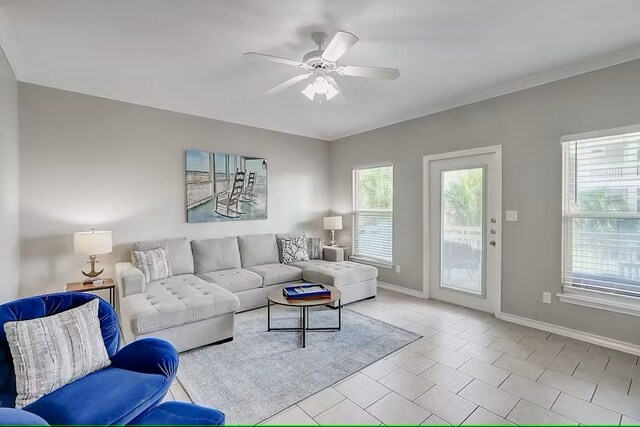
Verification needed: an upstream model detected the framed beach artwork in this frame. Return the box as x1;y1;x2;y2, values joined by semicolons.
186;150;268;223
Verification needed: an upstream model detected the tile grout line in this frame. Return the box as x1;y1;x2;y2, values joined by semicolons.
571;360;580;376
534;366;546;382
497;372;512;388
459;406;479;425
504;397;521;420
296;388;345;421
549;389;562;410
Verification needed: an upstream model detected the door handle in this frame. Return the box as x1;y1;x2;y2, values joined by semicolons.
489;240;496;246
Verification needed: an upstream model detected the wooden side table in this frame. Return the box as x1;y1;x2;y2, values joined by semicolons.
66;278;116;306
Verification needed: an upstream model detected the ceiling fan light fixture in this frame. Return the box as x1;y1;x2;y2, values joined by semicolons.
325;83;339;100
301;83;316;100
301;75;339;101
313;76;330;93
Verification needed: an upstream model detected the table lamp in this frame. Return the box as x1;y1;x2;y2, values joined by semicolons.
74;229;112;282
323;216;343;247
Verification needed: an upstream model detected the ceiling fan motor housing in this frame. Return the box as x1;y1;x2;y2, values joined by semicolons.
304;32;337;70
303;50;335;70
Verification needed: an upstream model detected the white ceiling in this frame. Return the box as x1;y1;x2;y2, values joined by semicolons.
2;0;640;141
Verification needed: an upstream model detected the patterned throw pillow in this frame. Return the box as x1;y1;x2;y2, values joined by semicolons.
132;247;172;283
276;234;306;262
4;299;111;408
281;237;310;264
306;236;325;260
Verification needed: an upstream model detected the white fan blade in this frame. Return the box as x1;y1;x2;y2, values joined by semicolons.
337;65;399;80
244;52;304;68
322;31;359;62
264;73;312;95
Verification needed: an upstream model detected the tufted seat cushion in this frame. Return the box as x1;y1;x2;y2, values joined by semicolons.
197;268;263;293
120;274;239;335
289;260;378;287
246;263;303;286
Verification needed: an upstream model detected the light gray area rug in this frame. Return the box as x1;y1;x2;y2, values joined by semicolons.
176;307;420;425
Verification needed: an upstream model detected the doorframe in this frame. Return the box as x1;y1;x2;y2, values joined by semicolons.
422;145;503;315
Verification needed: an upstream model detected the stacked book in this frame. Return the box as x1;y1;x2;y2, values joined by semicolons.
283;284;331;300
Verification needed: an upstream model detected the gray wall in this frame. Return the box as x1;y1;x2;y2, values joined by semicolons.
19;83;331;297
331;59;640;345
0;47;18;303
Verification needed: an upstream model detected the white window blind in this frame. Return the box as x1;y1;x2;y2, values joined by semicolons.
353;164;393;265
562;130;640;298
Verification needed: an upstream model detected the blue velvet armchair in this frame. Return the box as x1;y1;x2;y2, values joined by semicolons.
0;292;178;425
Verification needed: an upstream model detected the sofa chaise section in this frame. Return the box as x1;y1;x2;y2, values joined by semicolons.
289;260;378;306
116;237;239;352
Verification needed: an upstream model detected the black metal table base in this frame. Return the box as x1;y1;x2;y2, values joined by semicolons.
108;286;115;306
267;299;342;348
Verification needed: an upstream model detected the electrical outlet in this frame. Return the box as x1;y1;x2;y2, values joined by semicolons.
394;265;401;273
506;211;518;221
543;292;551;304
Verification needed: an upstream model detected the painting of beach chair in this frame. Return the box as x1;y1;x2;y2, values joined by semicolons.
186;150;268;223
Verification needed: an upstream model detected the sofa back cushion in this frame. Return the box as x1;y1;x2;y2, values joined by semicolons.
238;234;279;267
191;237;241;273
131;237;194;275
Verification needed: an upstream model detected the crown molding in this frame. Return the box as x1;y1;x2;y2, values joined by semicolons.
331;43;640;142
0;9;20;79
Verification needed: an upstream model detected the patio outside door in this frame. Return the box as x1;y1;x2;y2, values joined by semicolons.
423;146;502;314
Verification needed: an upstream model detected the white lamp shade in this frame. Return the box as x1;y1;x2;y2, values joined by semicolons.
323;216;343;230
74;230;112;255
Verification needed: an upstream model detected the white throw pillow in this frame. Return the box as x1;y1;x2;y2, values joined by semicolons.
4;299;111;408
281;237;310;264
132;247;173;283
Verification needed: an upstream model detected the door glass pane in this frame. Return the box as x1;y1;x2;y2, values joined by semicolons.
440;168;484;295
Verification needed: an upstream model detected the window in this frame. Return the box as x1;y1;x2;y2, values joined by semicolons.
560;126;640;315
352;164;393;266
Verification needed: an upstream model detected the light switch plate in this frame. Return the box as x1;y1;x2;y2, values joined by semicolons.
506;211;518;222
543;292;551;304
394;265;401;273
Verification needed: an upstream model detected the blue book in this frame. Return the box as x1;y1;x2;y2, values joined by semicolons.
283;284;331;300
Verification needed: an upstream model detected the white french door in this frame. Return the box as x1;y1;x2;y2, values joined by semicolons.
423;146;502;314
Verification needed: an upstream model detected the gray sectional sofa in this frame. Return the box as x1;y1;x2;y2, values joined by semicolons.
115;233;377;352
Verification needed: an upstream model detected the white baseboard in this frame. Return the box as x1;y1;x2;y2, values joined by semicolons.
497;312;640;356
377;281;427;299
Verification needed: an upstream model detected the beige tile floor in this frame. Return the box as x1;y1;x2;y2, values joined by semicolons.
164;288;640;425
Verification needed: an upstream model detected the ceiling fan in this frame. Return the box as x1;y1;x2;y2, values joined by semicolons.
244;31;400;101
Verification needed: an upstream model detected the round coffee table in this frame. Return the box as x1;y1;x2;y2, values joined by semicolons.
267;285;342;348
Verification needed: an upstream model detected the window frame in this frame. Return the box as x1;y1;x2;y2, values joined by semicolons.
558;124;640;317
351;162;394;268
